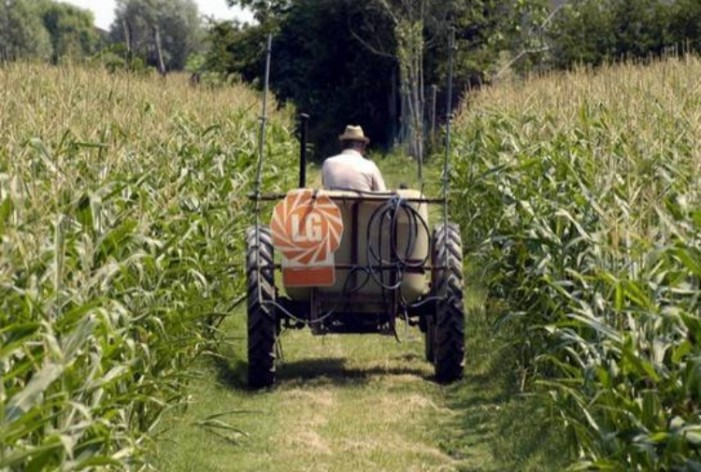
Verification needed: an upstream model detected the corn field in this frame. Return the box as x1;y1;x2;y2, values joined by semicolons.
0;64;295;469
451;56;701;469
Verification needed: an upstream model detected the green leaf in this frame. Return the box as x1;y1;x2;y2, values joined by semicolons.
672;340;692;364
674;247;701;278
622;345;660;384
641;390;661;429
0;322;41;358
61;315;96;362
4;362;64;423
97;219;138;260
0;196;13;236
193;419;249;436
76;193;94;231
73;456;123;469
85;365;130;390
0;440;64;470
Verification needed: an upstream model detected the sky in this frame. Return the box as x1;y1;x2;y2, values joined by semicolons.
61;0;254;30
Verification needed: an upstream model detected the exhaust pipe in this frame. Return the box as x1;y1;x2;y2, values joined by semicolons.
298;113;310;188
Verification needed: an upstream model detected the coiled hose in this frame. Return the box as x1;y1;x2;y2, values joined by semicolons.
365;194;431;291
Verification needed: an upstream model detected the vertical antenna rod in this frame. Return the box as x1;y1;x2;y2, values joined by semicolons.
443;28;456;230
254;33;273;216
298;113;310;188
253;34;273;308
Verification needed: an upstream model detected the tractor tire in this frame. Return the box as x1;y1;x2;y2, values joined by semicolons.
425;316;436;363
431;222;465;383
246;225;277;389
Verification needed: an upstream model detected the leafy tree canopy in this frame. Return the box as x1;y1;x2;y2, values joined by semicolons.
216;0;544;158
39;0;101;63
0;0;52;61
0;0;100;63
548;0;701;69
111;0;203;72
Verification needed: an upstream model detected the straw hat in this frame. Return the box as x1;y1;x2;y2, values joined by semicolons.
338;125;370;144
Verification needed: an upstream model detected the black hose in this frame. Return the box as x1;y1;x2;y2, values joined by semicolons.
365;194;431;291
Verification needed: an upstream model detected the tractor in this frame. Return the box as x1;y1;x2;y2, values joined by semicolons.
245;36;464;389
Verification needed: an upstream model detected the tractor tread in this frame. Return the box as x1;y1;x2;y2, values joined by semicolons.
246;226;277;389
431;222;465;383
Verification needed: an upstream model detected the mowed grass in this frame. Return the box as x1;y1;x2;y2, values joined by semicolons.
158;318;457;471
155;283;566;471
155;158;471;472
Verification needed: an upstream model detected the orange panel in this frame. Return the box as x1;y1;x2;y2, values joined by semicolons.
282;266;336;287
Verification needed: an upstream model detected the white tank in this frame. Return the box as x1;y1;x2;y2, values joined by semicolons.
284;189;430;308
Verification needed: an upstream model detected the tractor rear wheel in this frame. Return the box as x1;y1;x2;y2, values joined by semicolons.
246;225;277;389
431;223;465;383
424;316;436;363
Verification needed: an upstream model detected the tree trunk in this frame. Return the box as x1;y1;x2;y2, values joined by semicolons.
389;67;398;143
153;25;166;76
396;17;425;176
121;17;132;69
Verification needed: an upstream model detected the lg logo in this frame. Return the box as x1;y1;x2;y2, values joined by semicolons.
272;189;343;269
271;189;344;287
290;213;323;243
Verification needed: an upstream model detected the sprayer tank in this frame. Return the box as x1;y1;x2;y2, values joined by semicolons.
284;189;430;305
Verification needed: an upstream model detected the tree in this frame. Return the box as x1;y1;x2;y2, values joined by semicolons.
220;0;396;157
272;0;397;157
546;0;701;69
111;0;202;72
349;0;549;164
226;0;291;25
0;0;52;61
669;0;701;53
39;1;100;63
203;19;268;81
358;0;430;166
218;0;551;159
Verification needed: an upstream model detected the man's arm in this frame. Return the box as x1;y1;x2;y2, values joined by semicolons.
371;162;387;191
320;161;328;188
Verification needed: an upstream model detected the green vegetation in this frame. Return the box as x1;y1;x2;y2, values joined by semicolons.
109;0;202;73
211;0;701;156
156;318;463;471
550;0;701;68
4;0;701;158
151;154;568;471
218;0;552;156
451;56;701;468
0;0;203;73
4;36;701;471
0;0;100;63
0;63;294;469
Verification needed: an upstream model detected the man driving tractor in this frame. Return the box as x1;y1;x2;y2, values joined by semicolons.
321;125;386;192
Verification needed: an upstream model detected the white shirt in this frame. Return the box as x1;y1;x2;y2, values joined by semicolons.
321;149;387;192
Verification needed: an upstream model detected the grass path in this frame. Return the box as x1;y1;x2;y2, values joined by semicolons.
154;301;563;471
156;315;489;471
